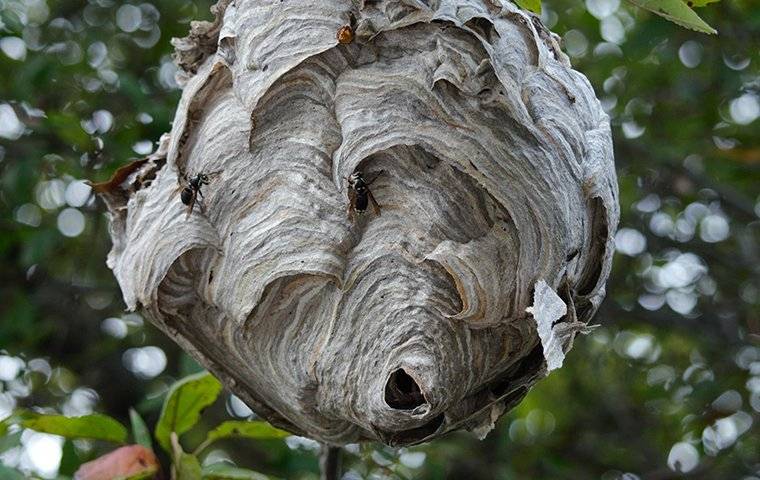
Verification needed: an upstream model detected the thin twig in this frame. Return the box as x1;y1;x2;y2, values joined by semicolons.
319;444;342;480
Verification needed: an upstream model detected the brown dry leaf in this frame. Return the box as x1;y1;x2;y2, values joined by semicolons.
87;159;149;194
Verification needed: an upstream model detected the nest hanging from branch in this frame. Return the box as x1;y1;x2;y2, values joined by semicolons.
95;0;619;446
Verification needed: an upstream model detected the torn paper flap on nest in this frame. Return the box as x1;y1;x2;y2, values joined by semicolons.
527;280;590;372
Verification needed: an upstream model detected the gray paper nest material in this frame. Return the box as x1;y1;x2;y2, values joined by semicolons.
98;0;619;446
527;279;590;372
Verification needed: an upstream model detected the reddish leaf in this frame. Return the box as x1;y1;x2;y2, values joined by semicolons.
74;445;160;480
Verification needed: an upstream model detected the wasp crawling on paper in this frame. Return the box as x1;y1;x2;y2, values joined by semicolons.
346;170;382;221
174;171;220;218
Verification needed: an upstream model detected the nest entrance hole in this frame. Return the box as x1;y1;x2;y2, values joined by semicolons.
385;368;426;410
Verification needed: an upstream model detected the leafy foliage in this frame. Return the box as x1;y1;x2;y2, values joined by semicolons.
0;0;758;478
130;408;153;450
21;413;128;443
176;452;203;480
687;0;721;6
513;0;721;33
514;0;542;14
202;463;272;480
626;0;717;33
155;372;223;454
4;372;279;479
0;464;25;480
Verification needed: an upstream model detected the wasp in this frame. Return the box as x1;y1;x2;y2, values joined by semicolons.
336;25;354;44
174;171;219;218
346;170;381;221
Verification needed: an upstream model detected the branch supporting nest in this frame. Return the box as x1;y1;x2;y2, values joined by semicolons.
319;445;343;480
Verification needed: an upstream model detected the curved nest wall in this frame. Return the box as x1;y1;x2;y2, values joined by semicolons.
94;0;619;446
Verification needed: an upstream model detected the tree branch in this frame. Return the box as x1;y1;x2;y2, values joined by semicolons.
319;445;342;480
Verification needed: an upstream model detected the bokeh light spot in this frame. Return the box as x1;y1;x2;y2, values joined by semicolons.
678;41;702;68
123;346;167;379
667;442;698;473
699;214;729;243
615;228;646;256
729;93;759;125
585;0;620;19
21;432;63;479
399;452;426;469
116;5;142;33
0;36;27;61
64;180;92;207
14;203;42;227
57;208;85;237
101;317;128;339
0;103;25;140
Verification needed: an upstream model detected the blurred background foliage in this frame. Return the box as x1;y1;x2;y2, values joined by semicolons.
0;0;758;478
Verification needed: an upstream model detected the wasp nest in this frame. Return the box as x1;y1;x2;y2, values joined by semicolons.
97;0;618;446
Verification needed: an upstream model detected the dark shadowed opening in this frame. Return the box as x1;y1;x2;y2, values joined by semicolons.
385;369;426;410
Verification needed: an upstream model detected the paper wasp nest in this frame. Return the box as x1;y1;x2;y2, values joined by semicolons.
96;0;618;446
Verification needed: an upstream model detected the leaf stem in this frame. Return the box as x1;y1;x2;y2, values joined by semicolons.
192;438;213;457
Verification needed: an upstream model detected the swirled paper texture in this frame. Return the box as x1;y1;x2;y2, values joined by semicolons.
99;0;619;446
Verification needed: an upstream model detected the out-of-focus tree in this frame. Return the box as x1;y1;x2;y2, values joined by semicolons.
0;0;758;478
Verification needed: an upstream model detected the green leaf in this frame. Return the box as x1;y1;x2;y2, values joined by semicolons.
0;409;34;436
177;452;203;480
514;0;541;14
129;408;153;450
155;372;223;454
206;421;290;444
59;440;80;476
686;0;720;6
22;413;128;443
125;472;160;480
626;0;717;33
0;464;25;480
124;473;159;480
0;431;22;454
202;463;271;480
